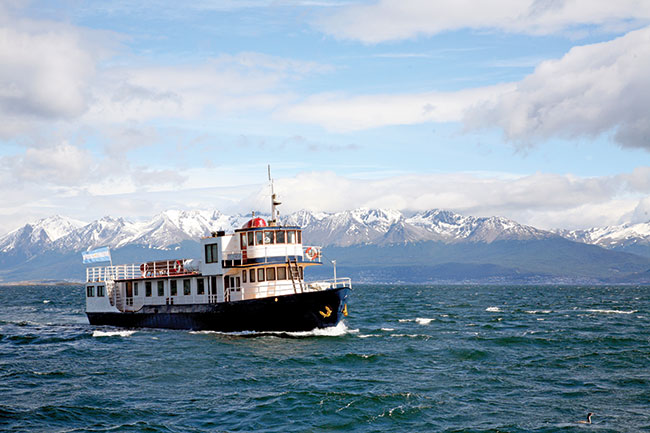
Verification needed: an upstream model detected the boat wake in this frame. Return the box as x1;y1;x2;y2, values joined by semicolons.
189;321;358;339
586;309;637;315
92;330;136;338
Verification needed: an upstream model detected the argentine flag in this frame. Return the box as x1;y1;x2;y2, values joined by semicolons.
82;247;112;264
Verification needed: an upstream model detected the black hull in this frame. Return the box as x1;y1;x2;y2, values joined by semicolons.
87;287;350;332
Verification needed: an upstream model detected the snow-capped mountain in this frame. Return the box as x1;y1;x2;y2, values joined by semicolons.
0;215;85;255
0;208;555;255
559;221;650;250
4;208;650;258
284;208;407;247
3;208;650;283
407;210;551;243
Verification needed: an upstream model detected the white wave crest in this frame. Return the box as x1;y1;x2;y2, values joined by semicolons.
586;309;637;315
486;307;501;312
43;300;51;304
190;321;356;338
415;318;434;325
380;327;395;332
92;330;135;338
525;310;551;314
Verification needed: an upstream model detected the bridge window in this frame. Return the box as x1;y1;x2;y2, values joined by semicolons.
240;233;247;248
247;231;254;246
170;280;177;296
197;278;205;295
266;267;276;281
183;279;191;295
297;231;302;243
145;281;152;297
255;231;263;245
249;269;256;282
277;267;287;280
264;231;274;244
287;230;296;243
257;268;265;282
157;281;164;297
97;285;105;297
86;286;94;297
205;243;219;263
276;230;285;243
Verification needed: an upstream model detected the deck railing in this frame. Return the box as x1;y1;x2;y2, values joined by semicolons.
86;259;200;282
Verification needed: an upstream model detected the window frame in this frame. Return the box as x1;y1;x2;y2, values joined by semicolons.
205;243;219;263
183;279;191;296
157;280;164;297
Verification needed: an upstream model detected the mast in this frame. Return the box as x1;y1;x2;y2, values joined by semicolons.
268;164;281;226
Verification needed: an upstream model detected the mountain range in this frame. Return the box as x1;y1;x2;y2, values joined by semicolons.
1;208;650;283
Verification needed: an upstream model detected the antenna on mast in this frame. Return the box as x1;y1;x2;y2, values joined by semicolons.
268;164;281;226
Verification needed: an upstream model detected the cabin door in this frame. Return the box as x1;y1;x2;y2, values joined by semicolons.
209;276;218;303
240;233;247;262
125;282;133;307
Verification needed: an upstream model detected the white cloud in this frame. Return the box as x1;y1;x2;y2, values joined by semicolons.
280;84;512;131
83;52;330;125
1;167;648;235
283;26;650;150
316;0;650;43
0;11;115;138
466;26;650;150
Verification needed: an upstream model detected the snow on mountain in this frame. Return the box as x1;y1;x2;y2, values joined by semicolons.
0;215;86;254
283;208;405;247
559;221;650;249
0;207;574;256
54;217;140;251
405;209;551;243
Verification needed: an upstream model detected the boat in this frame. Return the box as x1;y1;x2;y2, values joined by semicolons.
83;171;351;332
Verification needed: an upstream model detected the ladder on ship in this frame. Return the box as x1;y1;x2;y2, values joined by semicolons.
107;280;125;312
288;258;304;294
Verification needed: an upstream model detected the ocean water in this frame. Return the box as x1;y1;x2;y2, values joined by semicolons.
1;285;649;432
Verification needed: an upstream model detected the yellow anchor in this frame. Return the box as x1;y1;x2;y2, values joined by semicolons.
343;304;348;317
319;306;332;318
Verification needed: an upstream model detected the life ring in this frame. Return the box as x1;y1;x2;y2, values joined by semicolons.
174;260;182;273
140;263;148;277
305;247;318;261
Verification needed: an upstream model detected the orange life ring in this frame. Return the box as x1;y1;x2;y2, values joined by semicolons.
305;247;318;261
140;263;148;277
174;260;182;273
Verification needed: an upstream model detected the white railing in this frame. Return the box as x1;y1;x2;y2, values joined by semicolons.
306;277;351;291
85;259;200;282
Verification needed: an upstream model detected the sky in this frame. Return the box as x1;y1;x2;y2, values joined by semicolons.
1;0;650;235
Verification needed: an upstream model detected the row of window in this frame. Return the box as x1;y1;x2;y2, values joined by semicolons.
241;266;303;283
86;285;105;297
241;230;302;247
131;279;206;297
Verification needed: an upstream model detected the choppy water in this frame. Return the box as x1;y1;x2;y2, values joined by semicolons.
1;285;649;432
